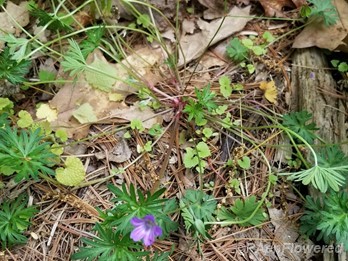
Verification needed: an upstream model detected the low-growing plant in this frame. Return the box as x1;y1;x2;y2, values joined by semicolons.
180;190;217;239
0;125;58;182
73;184;178;259
0;194;37;249
300;191;348;251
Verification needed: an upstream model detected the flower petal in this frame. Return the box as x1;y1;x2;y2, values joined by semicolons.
143;214;155;222
142;230;155;246
131;217;144;226
153;225;162;237
130;226;146;242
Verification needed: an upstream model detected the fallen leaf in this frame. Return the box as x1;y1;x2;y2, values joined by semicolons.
292;0;348;52
95;131;132;163
36;103;58;122
178;6;252;67
0;1;30;48
85;54;118;92
109;102;162;129
259;0;295;17
72;103;98;124
50;47;163;139
259;81;278;104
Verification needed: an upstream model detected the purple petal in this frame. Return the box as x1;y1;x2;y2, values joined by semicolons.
153;225;162;237
131;217;144;226
142;230;155;246
143;215;155;222
130;226;146;242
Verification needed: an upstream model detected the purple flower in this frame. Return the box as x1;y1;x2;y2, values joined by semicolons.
130;215;162;246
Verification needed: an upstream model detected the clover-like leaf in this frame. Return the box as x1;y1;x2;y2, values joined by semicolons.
219;76;232;98
17;110;33;128
196;141;211;158
36;103;57;122
56;157;85;186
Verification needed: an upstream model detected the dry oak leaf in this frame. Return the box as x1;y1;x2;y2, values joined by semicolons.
0;1;30;48
259;80;278;104
259;0;306;17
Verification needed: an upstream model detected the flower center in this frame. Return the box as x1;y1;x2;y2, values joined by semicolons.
144;219;155;230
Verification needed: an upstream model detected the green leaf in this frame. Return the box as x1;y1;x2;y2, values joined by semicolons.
148;123;163;137
72;103;98;124
219;75;232;98
39;70;56;82
30;5;72;31
0;98;14;112
17;110;33;128
246;63;255;74
307;0;338;26
283;111;319;144
301;192;348;251
196;141;211;158
0;48;31;84
180;190;216;237
137;14;151;28
251;46;266;56
226;38;248;62
338;62;348;73
0;194;37;249
217;195;267;226
262;31;275;43
36;103;58;122
130;119;145;132
71;223;147;261
202;127;213;138
0;34;31;62
233;83;244;91
331;59;340;68
85;57;117;92
55;129;68;142
183;147;199;168
0;126;57;181
103;184;177;237
237;156;251;170
56;157;85;186
61;39;87;76
80;27;105;58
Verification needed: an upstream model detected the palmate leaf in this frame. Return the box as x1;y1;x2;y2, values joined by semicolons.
180;190;216;238
226;38;248;62
102;184;177;236
0;48;31;84
0;194;37;249
307;0;338;26
217;196;267;227
282;111;319;144
301;192;348;251
71;223;146;261
285;165;346;193
0;126;57;181
284;146;348;193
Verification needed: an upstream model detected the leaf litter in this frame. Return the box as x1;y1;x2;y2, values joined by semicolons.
1;0;347;260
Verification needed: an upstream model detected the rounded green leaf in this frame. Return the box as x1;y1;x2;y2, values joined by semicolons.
56;157;85;186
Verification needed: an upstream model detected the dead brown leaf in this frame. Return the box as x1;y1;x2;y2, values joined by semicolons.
259;0;296;17
0;1;29;48
49;47;163;139
178;6;252;67
292;0;348;52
